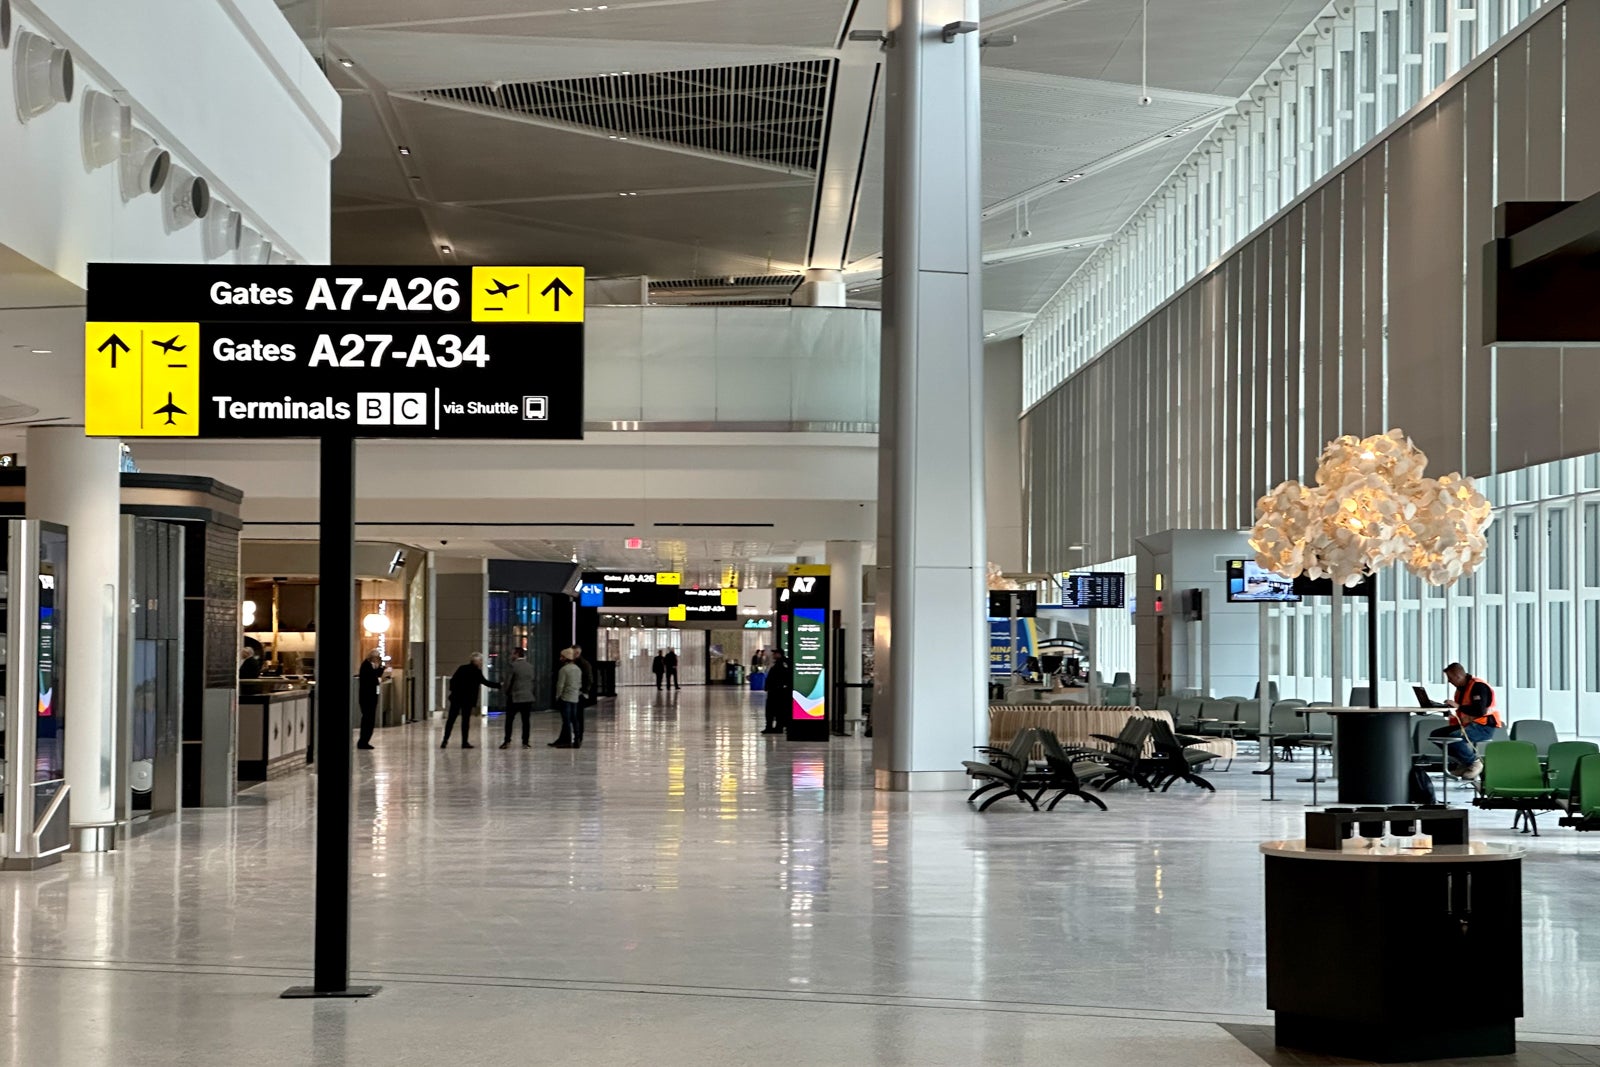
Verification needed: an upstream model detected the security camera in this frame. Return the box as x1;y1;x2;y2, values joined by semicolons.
1138;94;1153;107
440;539;449;546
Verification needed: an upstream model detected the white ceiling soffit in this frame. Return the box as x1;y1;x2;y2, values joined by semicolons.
326;0;851;49
979;68;1232;210
985;0;1335;98
400;59;835;175
326;28;834;93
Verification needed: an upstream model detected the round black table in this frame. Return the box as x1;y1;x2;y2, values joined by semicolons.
1327;707;1416;804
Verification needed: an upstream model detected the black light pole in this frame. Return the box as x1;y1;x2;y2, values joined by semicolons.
1367;577;1379;708
282;435;378;999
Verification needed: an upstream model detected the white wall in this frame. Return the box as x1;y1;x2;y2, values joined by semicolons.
1136;530;1262;700
1;0;338;277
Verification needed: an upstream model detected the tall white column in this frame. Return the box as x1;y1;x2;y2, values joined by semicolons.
25;427;122;848
873;0;986;790
826;540;866;728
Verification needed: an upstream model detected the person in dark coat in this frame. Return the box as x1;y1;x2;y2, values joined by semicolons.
357;649;388;750
443;652;497;749
652;651;666;690
499;646;537;749
664;648;681;690
762;653;792;734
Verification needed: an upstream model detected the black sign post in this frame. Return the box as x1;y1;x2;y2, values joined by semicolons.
84;263;586;999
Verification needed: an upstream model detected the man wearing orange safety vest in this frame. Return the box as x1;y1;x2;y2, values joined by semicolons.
1430;662;1502;780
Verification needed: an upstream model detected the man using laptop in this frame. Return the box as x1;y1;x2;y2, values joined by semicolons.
1426;662;1501;780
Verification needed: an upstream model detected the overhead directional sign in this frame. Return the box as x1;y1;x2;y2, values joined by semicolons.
83;264;585;439
84;322;201;437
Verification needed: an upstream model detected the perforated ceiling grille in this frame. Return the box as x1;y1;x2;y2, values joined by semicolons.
417;60;834;172
650;275;802;291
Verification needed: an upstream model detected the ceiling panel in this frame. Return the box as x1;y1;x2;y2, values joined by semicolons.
335;91;420;203
489;184;815;268
393;97;802;202
981;67;1228;205
418;205;786;278
330;28;829;93
332;204;443;263
987;0;1330;97
981;248;1096;314
327;0;850;48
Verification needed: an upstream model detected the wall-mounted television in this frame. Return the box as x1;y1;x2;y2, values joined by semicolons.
1226;559;1301;603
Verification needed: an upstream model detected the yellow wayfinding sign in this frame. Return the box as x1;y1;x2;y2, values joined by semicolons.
84;322;202;437
470;266;585;322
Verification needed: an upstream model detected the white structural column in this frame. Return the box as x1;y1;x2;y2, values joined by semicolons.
826;540;866;728
24;428;123;848
873;0;987;790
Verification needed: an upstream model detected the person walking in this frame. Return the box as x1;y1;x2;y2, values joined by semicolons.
551;648;585;748
442;652;497;749
762;652;792;734
652;650;666;690
664;648;681;690
357;649;388;750
499;646;537;749
1430;661;1502;780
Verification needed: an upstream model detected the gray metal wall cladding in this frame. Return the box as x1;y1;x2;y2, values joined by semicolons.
1022;2;1600;574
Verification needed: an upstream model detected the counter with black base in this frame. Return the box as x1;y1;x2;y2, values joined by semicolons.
1328;707;1416;804
1262;835;1523;1063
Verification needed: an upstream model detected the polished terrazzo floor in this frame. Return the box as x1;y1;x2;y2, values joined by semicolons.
2;687;1597;1066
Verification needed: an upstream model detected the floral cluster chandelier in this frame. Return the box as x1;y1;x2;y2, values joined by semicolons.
987;562;1020;590
1250;429;1494;588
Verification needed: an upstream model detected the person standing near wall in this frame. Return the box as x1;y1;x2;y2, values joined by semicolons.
499;646;537;749
664;648;681;690
652;650;666;690
443;652;497;750
762;653;792;735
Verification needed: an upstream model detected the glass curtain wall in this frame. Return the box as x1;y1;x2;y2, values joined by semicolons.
1023;0;1551;407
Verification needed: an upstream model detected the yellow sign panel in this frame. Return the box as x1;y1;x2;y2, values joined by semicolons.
788;564;831;577
84;322;201;437
656;571;682;586
667;605;687;622
721;588;740;606
470;266;585;323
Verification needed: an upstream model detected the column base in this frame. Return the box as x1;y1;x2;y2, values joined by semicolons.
71;825;117;852
874;769;971;791
280;985;382;1000
1;853;64;871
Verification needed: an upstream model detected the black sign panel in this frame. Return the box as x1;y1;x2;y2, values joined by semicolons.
84;263;584;440
987;590;1038;618
1062;572;1126;609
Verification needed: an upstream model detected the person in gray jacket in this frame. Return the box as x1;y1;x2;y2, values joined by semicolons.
499;646;538;749
550;647;586;749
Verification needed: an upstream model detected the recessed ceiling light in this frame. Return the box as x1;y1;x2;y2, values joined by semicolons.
397;145;411;155
29;349;51;354
439;244;452;254
338;58;354;67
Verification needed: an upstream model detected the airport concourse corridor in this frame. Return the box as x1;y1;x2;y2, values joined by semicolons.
3;689;1599;1067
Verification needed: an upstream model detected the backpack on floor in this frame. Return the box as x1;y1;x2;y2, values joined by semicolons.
1409;765;1438;805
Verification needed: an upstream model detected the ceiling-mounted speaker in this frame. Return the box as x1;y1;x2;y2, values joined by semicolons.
238;226;271;265
14;31;72;123
80;89;130;170
163;164;210;231
203;202;243;259
119;128;169;200
1;0;12;49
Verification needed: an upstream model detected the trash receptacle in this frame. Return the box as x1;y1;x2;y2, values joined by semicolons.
750;671;767;691
725;663;746;685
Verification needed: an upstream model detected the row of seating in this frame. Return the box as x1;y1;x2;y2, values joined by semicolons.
966;716;1219;811
1473;740;1600;835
